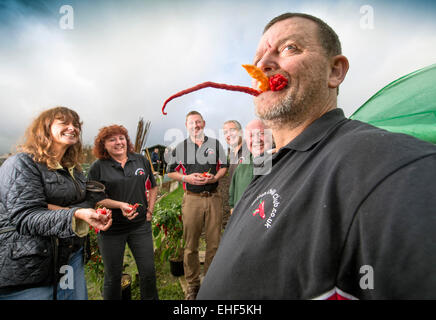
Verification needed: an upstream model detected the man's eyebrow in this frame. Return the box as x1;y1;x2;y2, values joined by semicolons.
254;35;304;63
276;35;303;48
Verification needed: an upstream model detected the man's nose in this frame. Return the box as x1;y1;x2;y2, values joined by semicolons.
256;51;278;73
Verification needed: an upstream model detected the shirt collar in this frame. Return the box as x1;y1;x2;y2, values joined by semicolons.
187;135;208;145
282;108;347;152
54;162;76;178
109;152;135;167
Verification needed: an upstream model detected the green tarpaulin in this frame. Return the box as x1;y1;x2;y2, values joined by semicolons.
350;63;436;143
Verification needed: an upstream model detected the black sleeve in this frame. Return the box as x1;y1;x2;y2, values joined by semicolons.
337;154;436;299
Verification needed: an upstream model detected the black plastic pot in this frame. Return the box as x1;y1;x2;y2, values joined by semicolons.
169;260;184;277
121;274;132;300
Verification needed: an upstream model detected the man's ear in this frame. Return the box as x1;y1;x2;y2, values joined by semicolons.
328;55;349;89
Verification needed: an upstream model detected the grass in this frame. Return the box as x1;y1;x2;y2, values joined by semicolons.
85;183;185;300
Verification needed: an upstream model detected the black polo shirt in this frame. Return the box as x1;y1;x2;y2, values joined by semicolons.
88;152;156;234
167;136;228;193
198;108;436;300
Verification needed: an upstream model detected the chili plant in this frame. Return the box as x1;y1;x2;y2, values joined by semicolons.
152;202;184;263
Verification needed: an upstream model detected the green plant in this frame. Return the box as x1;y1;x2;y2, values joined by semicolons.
152;202;184;262
85;228;104;293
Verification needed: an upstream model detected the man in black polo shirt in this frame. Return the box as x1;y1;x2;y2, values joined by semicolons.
197;13;436;299
167;110;227;300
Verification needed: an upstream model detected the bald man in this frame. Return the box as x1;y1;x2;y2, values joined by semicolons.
229;119;272;213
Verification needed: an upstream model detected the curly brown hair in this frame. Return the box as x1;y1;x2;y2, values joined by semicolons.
93;125;135;160
18;106;84;170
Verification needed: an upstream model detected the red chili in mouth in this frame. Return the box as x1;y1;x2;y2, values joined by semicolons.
269;74;288;91
162;82;262;115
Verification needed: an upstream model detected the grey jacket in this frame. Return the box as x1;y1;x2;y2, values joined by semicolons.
0;153;102;291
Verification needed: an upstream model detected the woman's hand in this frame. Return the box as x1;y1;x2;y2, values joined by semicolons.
120;202;139;220
74;208;112;232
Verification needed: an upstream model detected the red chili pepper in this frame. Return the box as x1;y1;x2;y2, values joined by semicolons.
96;208;108;215
269;74;288;91
92;207;109;233
201;168;211;177
162;82;262;115
127;203;142;213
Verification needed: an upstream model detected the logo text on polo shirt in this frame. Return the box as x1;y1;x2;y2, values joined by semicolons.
250;188;281;229
135;168;145;176
204;148;215;157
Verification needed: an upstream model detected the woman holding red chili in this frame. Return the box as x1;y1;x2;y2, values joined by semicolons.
0;106;112;300
88;125;158;300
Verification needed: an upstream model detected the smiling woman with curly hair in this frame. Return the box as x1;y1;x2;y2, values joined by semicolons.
92;125;135;160
88;124;159;300
19;107;84;170
0;106;112;300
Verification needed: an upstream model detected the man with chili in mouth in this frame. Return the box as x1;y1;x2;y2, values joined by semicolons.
167;111;228;300
198;13;436;300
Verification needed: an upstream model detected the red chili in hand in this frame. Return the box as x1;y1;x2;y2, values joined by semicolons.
269;74;288;91
201;169;211;177
92;207;109;233
162;82;262;115
96;208;108;215
127;203;142;213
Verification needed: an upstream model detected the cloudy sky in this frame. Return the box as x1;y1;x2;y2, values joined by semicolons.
0;0;435;154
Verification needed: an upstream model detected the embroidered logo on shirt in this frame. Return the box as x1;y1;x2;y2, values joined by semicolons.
135;168;145;176
252;200;265;219
250;188;281;229
204;148;215;157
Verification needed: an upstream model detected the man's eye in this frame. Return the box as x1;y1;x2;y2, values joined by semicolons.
283;45;296;52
